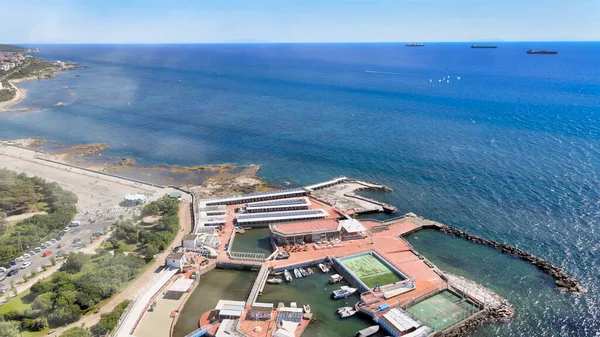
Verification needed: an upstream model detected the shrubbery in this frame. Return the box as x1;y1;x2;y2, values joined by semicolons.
0;169;78;264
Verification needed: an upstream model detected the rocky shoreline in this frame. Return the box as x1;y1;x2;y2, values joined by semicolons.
436;224;584;293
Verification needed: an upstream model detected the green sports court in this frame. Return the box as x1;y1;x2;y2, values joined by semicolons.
339;252;406;288
406;290;480;331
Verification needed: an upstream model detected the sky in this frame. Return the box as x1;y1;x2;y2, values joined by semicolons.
0;0;598;43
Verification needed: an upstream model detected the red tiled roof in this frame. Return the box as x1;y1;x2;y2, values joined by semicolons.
271;219;340;235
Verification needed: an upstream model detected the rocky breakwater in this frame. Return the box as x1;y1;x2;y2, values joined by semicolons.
438;225;584;293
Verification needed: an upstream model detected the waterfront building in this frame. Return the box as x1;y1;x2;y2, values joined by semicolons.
245;197;311;213
182;234;200;249
165;252;187;269
201;188;307;206
235;209;330;227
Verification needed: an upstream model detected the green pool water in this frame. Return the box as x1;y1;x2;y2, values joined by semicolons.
230;228;274;256
340;253;405;288
172;269;257;337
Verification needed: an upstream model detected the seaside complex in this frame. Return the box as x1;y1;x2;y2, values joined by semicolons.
124;177;513;337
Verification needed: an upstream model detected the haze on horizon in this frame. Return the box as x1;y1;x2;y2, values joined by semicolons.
0;0;598;44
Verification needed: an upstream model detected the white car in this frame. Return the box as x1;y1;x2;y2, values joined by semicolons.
23;253;31;259
20;262;31;269
0;267;6;273
50;239;57;244
34;247;42;253
15;256;24;262
45;241;53;247
64;227;71;232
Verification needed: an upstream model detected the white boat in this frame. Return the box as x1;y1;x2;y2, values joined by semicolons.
294;268;302;278
337;306;352;314
332;286;358;299
303;304;311;313
307;268;314;275
290;302;297;308
284;270;293;282
355;325;379;337
329;274;344;284
299;268;308;277
318;263;330;273
340;308;357;318
267;278;282;284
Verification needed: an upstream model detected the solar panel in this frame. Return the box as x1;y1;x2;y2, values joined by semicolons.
248;199;308;208
238;210;323;220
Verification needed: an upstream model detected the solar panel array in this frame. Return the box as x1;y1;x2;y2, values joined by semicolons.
248;199;308;208
238;209;323;220
228;188;305;199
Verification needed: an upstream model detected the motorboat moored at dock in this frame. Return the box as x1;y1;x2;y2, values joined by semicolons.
267;278;282;284
294;268;302;278
329;274;344;284
303;304;311;313
355;325;380;337
318;263;330;273
332;286;358;299
284;269;293;282
299;268;308;277
339;307;357;318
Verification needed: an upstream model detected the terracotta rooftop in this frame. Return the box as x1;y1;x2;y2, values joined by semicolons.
271;219;340;235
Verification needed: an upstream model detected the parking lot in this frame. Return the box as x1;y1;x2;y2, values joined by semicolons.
0;206;140;289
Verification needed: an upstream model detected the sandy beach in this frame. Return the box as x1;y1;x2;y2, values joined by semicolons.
0;79;28;112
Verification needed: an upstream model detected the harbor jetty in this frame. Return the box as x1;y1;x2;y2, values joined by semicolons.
391;214;584;293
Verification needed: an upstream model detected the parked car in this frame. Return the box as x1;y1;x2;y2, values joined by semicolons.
34;247;42;253
0;267;6;273
69;221;81;227
7;268;19;276
63;227;71;232
45;241;53;247
41;243;48;249
9;260;17;266
42;251;52;257
15;256;23;262
23;253;31;259
20;262;31;269
93;231;104;236
50;239;57;244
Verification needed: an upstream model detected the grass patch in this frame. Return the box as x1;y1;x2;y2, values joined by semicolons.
22;328;50;337
0;290;33;314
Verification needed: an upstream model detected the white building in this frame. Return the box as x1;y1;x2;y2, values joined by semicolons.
182;234;199;249
166;252;187;269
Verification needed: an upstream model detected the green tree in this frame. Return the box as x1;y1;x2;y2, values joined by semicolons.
59;327;92;337
31;292;54;312
90;300;130;336
62;253;91;274
142;202;160;216
140;245;159;262
0;321;21;337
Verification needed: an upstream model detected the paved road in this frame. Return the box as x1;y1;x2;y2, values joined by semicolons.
0;206;139;289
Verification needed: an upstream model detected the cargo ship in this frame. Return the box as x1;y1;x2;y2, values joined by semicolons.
471;45;497;48
406;43;424;47
526;49;557;54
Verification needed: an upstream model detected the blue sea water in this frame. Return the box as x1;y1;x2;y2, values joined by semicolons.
1;42;599;336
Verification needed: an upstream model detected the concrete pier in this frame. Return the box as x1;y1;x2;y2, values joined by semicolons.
310;179;397;214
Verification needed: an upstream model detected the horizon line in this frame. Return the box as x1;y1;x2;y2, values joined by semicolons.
7;40;600;45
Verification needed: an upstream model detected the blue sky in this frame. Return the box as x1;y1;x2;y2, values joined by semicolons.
0;0;598;43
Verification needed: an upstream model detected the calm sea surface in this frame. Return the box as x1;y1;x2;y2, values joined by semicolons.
1;43;599;336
